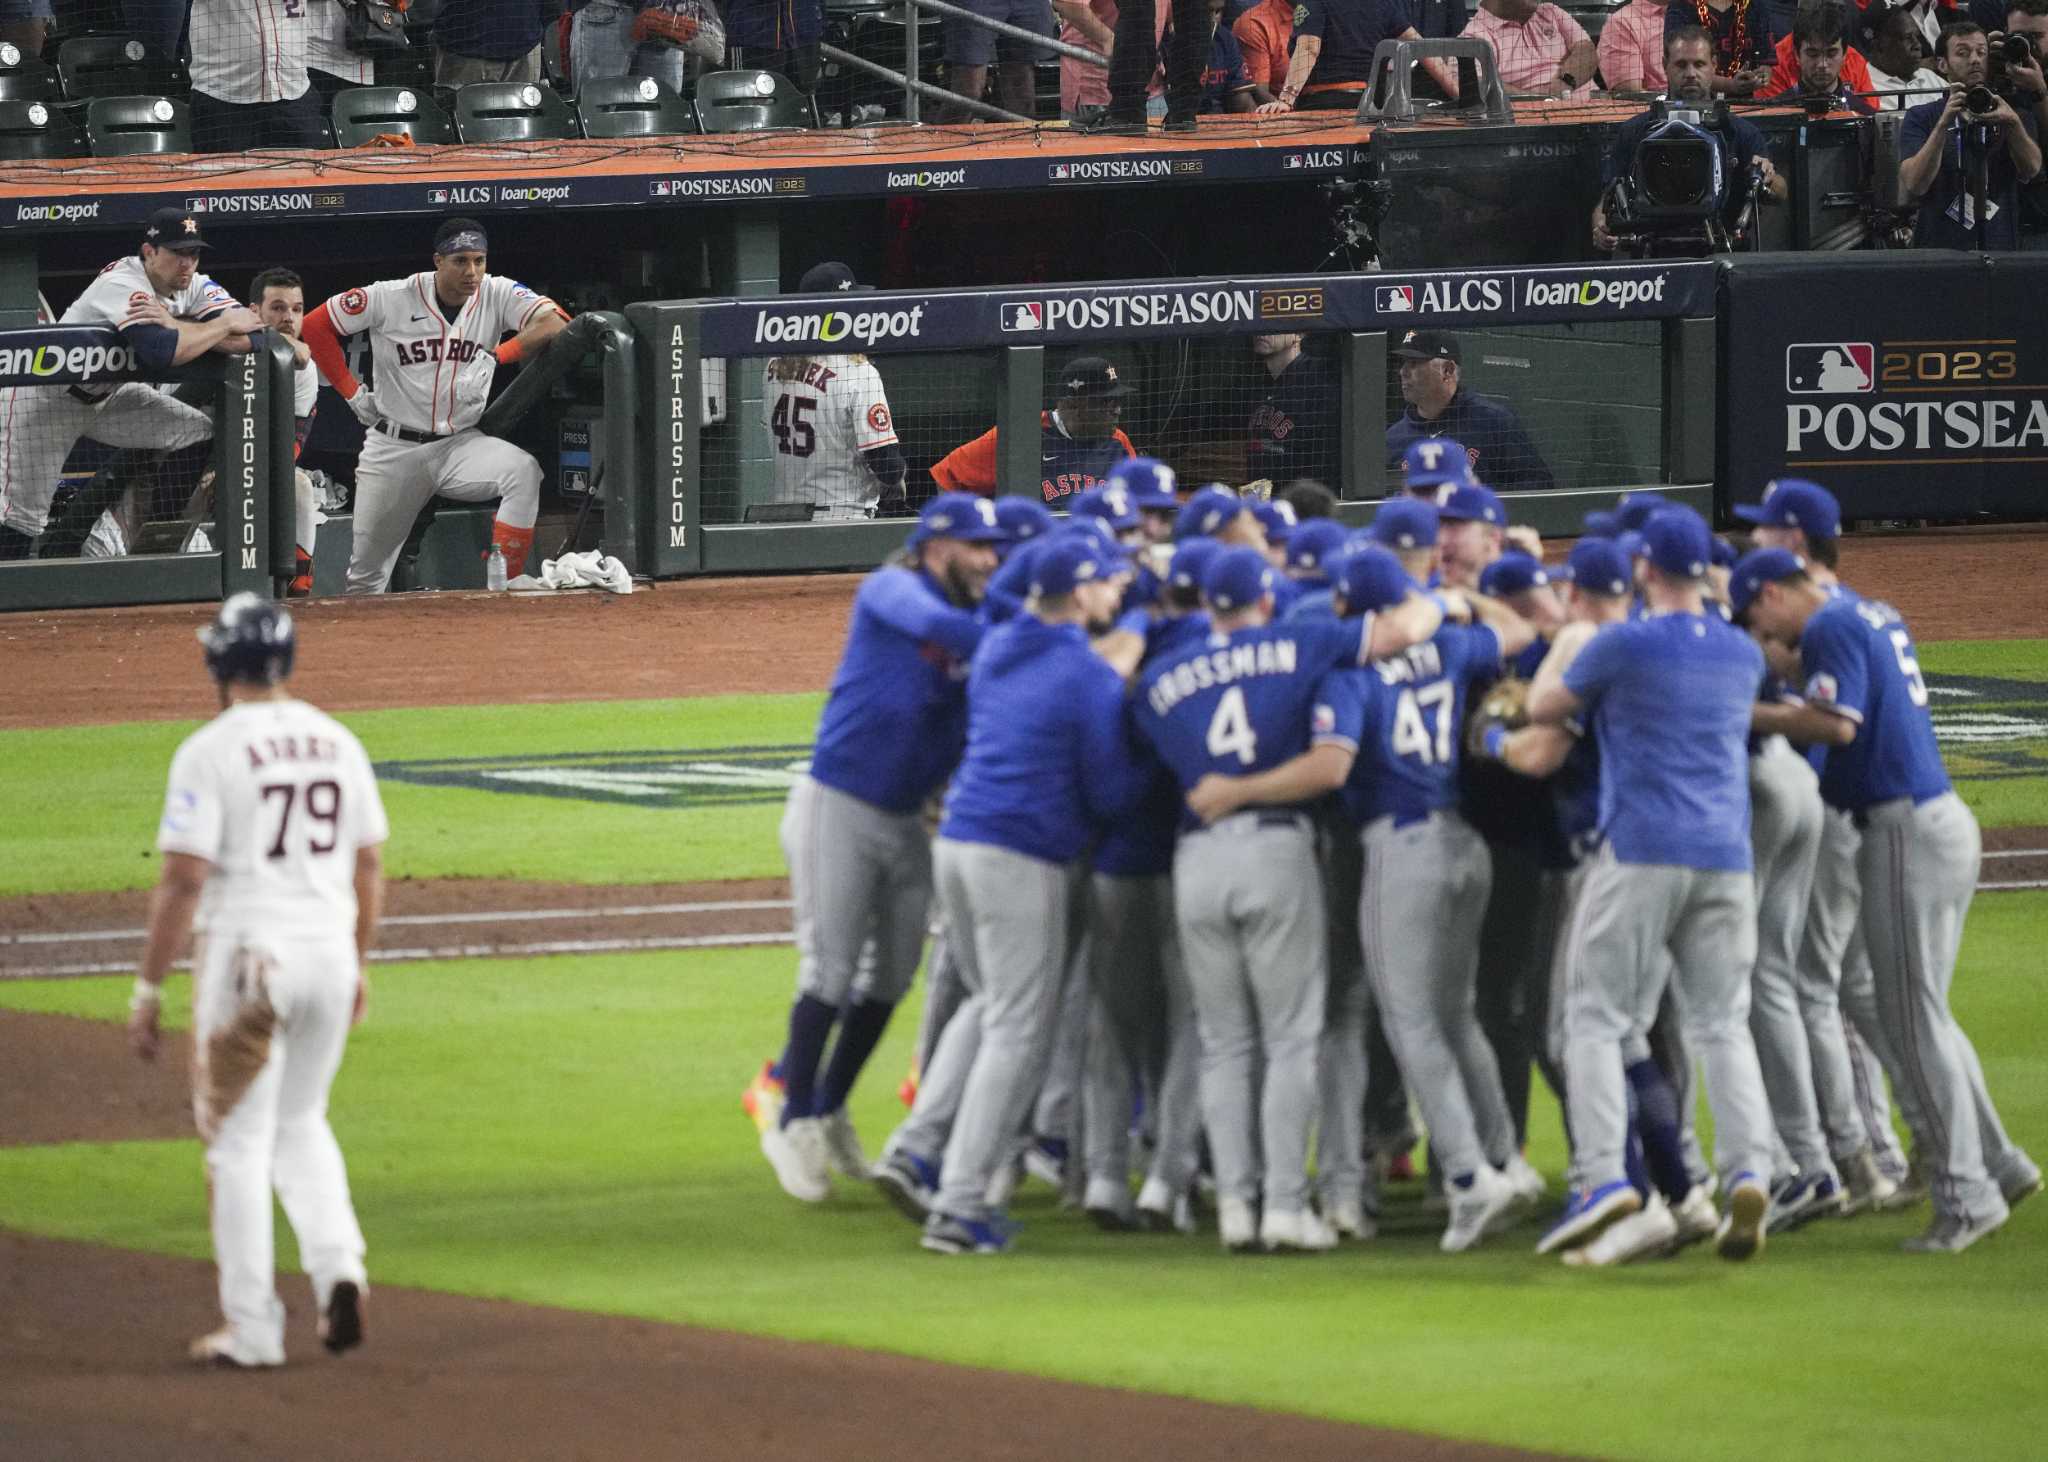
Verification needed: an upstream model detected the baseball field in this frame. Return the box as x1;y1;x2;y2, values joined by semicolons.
3;531;2045;1461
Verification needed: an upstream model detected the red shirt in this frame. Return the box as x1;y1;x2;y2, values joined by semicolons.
1766;33;1872;98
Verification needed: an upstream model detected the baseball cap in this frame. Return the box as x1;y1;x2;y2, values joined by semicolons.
1710;535;1738;570
1286;519;1348;577
1639;506;1714;580
142;206;208;252
1615;491;1670;533
1581;510;1620;540
798;261;869;292
1031;533;1115;597
1168;537;1222;594
1728;546;1808;619
1392;329;1460;364
1109;455;1178;509
1174;486;1245;540
1333;543;1412;615
1253;498;1298;546
1370;497;1439;550
1559;538;1634;598
1732;477;1842;542
910;492;1006;545
1054;356;1134;400
1202;545;1274;611
1401;437;1476;492
994;497;1055;544
1071;484;1140;532
1439;484;1504;526
1615;529;1646;562
1479;552;1549;598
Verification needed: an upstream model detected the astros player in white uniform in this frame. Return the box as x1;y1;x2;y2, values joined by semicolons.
762;263;907;520
249;266;326;596
0;207;260;559
130;593;388;1367
301;218;569;593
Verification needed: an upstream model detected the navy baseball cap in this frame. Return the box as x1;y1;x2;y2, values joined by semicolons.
1110;455;1178;509
1615;491;1670;533
1175;486;1245;540
1401;438;1475;491
911;492;1006;545
1732;478;1841;541
994;497;1055;544
1286;519;1348;577
1071;484;1140;533
1253;498;1299;546
1392;329;1461;364
1728;546;1808;618
1055;356;1134;400
1333;543;1412;615
1439;484;1504;525
1559;538;1633;598
798;261;869;292
1640;506;1714;579
143;206;209;252
1031;532;1115;597
1168;537;1222;594
1479;552;1549;598
1202;545;1274;611
1370;497;1439;550
1581;510;1620;540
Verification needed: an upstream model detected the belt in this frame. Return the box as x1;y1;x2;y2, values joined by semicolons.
376;420;450;445
1194;808;1310;836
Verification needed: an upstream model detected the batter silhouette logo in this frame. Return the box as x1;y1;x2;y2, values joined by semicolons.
1786;343;1874;394
1001;302;1045;332
1377;285;1416;313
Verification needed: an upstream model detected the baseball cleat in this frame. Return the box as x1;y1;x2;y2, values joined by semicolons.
741;1061;785;1137
1084;1176;1138;1232
760;1116;831;1202
1563;1196;1680;1268
1901;1207;2008;1254
1839;1148;1898;1218
1502;1152;1547;1208
920;1211;1012;1255
1022;1136;1069;1190
1442;1166;1519;1253
1998;1155;2042;1211
188;1327;284;1369
1322;1196;1376;1242
1671;1184;1720;1251
1767;1171;1845;1234
1135;1177;1197;1234
1260;1208;1338;1253
1536;1181;1641;1255
319;1281;364;1355
818;1108;869;1180
1714;1173;1770;1261
871;1149;939;1224
1216;1196;1259;1253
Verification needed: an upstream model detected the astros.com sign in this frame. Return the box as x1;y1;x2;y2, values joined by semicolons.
1521;275;1670;309
753;305;927;348
0;340;138;381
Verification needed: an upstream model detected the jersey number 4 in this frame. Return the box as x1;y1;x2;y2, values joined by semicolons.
1391;682;1455;765
1206;687;1258;766
261;779;343;859
771;395;817;458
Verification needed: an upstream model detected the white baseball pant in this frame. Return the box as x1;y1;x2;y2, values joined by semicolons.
343;427;540;594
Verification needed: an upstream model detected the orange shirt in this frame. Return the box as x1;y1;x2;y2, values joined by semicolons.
1232;0;1293;91
1766;34;1872;97
931;411;1138;503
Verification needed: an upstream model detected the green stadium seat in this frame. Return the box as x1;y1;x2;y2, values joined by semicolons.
331;85;456;148
574;75;697;138
56;34;169;101
0;98;86;159
84;94;190;156
693;70;816;132
451;80;579;143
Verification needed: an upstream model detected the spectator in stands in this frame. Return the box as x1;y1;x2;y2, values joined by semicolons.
1599;0;1670;92
308;0;373;104
0;0;51;60
1461;0;1598;98
1899;22;2043;246
1763;0;1876;106
1762;0;1872;95
941;0;1054;120
1416;0;1471;35
1862;0;1947;106
1383;330;1555;493
572;0;726;93
1247;334;1339;490
1232;0;1291;89
1665;0;1774;93
727;0;825;96
187;0;325;149
1253;0;1457;111
1183;0;1268;108
2006;0;2048;247
930;356;1136;505
1054;0;1118;117
435;0;567;85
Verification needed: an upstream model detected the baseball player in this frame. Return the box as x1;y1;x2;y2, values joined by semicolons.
250;267;325;597
762;263;906;522
930;356;1137;506
1529;507;1776;1263
1114;456;1181;544
301;218;569;594
129;593;385;1367
1735;549;2043;1251
744;492;1006;1203
0;208;259;560
1435;482;1507;591
1172;485;1269;553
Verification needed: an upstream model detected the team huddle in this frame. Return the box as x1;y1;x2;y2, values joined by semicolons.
742;456;2040;1263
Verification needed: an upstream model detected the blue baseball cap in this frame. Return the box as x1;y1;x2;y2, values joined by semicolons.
1168;537;1222;594
994;498;1055;544
1253;498;1299;546
1175;486;1245;541
1201;545;1275;611
1109;455;1178;509
1071;484;1141;533
1030;532;1115;597
1286;519;1349;577
1639;506;1714;579
1615;529;1645;562
1439;483;1504;526
1402;438;1475;491
911;492;1006;545
1559;538;1633;598
1370;497;1439;550
1479;551;1549;598
1616;491;1670;533
1581;510;1620;540
1333;543;1412;615
1728;546;1808;618
1732;477;1841;542
1710;535;1738;570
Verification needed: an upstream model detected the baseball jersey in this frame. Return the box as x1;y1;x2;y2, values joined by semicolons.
1324;621;1502;827
157;698;388;934
57;256;237;400
761;353;898;516
1385;387;1555;493
190;0;312;104
324;273;555;436
1095;611;1214;878
1797;594;1950;813
1562;612;1763;872
1248;349;1339;487
930;411;1137;505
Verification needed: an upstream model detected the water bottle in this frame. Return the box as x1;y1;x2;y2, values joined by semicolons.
486;542;507;591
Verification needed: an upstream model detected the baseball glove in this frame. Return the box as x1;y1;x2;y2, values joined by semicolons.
1464;676;1531;760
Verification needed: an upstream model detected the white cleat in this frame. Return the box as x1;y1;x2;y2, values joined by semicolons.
818;1108;869;1180
1135;1177;1197;1234
1260;1208;1338;1253
1714;1174;1770;1262
1084;1176;1138;1232
1671;1184;1720;1251
1564;1196;1680;1268
1442;1166;1519;1253
1502;1153;1547;1209
188;1327;284;1369
1323;1196;1377;1242
1901;1207;2009;1253
1839;1147;1899;1218
760;1116;831;1202
1217;1196;1259;1253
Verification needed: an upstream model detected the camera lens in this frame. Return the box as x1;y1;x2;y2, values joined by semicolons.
2001;33;2034;64
1965;84;1998;114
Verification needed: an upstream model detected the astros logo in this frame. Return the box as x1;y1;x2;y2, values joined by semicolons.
340;288;368;316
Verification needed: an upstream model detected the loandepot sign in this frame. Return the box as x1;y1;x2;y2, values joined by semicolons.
378;744;811;808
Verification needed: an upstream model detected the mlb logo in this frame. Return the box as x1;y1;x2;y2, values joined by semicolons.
1284;154;1305;169
649;181;674;197
183;197;207;212
1001;302;1044;333
429;188;449;204
1785;343;1874;394
1050;163;1071;180
1376;285;1416;313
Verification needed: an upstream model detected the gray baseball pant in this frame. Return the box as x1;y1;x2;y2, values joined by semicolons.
1360;811;1514;1183
1033;942;1095;1149
1800;806;1897;1163
0;383;213;537
1318;812;1370;1212
1081;873;1201;1195
1174;812;1326;1213
781;775;931;1008
912;926;968;1076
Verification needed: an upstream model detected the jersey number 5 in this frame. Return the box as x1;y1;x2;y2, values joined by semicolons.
1206;687;1258;766
1391;682;1455;765
772;395;817;457
1888;630;1929;708
261;779;343;859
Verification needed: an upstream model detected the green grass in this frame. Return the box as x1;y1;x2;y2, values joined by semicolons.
5;894;2047;1461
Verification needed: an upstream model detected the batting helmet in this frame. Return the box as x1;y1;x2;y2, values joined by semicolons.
199;592;295;685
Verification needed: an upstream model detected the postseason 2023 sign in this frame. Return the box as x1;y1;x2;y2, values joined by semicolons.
1718;253;2048;521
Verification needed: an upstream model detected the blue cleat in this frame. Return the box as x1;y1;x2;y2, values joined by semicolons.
872;1148;940;1225
920;1211;1014;1255
1536;1181;1642;1255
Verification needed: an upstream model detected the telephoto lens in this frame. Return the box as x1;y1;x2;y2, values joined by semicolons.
1965;84;1999;114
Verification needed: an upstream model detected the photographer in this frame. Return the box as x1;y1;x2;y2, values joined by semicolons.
1593;24;1787;251
1898;22;2043;248
1997;0;2048;246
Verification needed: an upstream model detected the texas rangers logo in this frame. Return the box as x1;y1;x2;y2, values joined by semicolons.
867;401;892;433
339;288;368;317
1001;302;1044;332
1377;286;1416;313
1786;343;1874;394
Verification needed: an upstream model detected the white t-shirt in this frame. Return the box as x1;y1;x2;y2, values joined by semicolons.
323;272;556;435
62;255;237;328
190;0;311;103
157;698;389;935
761;353;898;518
294;354;320;417
1867;63;1947;112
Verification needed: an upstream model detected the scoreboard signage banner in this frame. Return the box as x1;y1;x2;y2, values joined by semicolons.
1718;254;2048;520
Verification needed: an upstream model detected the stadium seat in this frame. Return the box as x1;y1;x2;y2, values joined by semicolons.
84;94;190;156
574;75;697;138
693;70;816;132
331;85;457;147
451;80;579;142
0;98;87;159
0;47;55;102
56;34;167;100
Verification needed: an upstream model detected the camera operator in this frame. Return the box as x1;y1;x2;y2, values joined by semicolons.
1995;0;2048;247
1593;24;1788;251
1898;22;2043;248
